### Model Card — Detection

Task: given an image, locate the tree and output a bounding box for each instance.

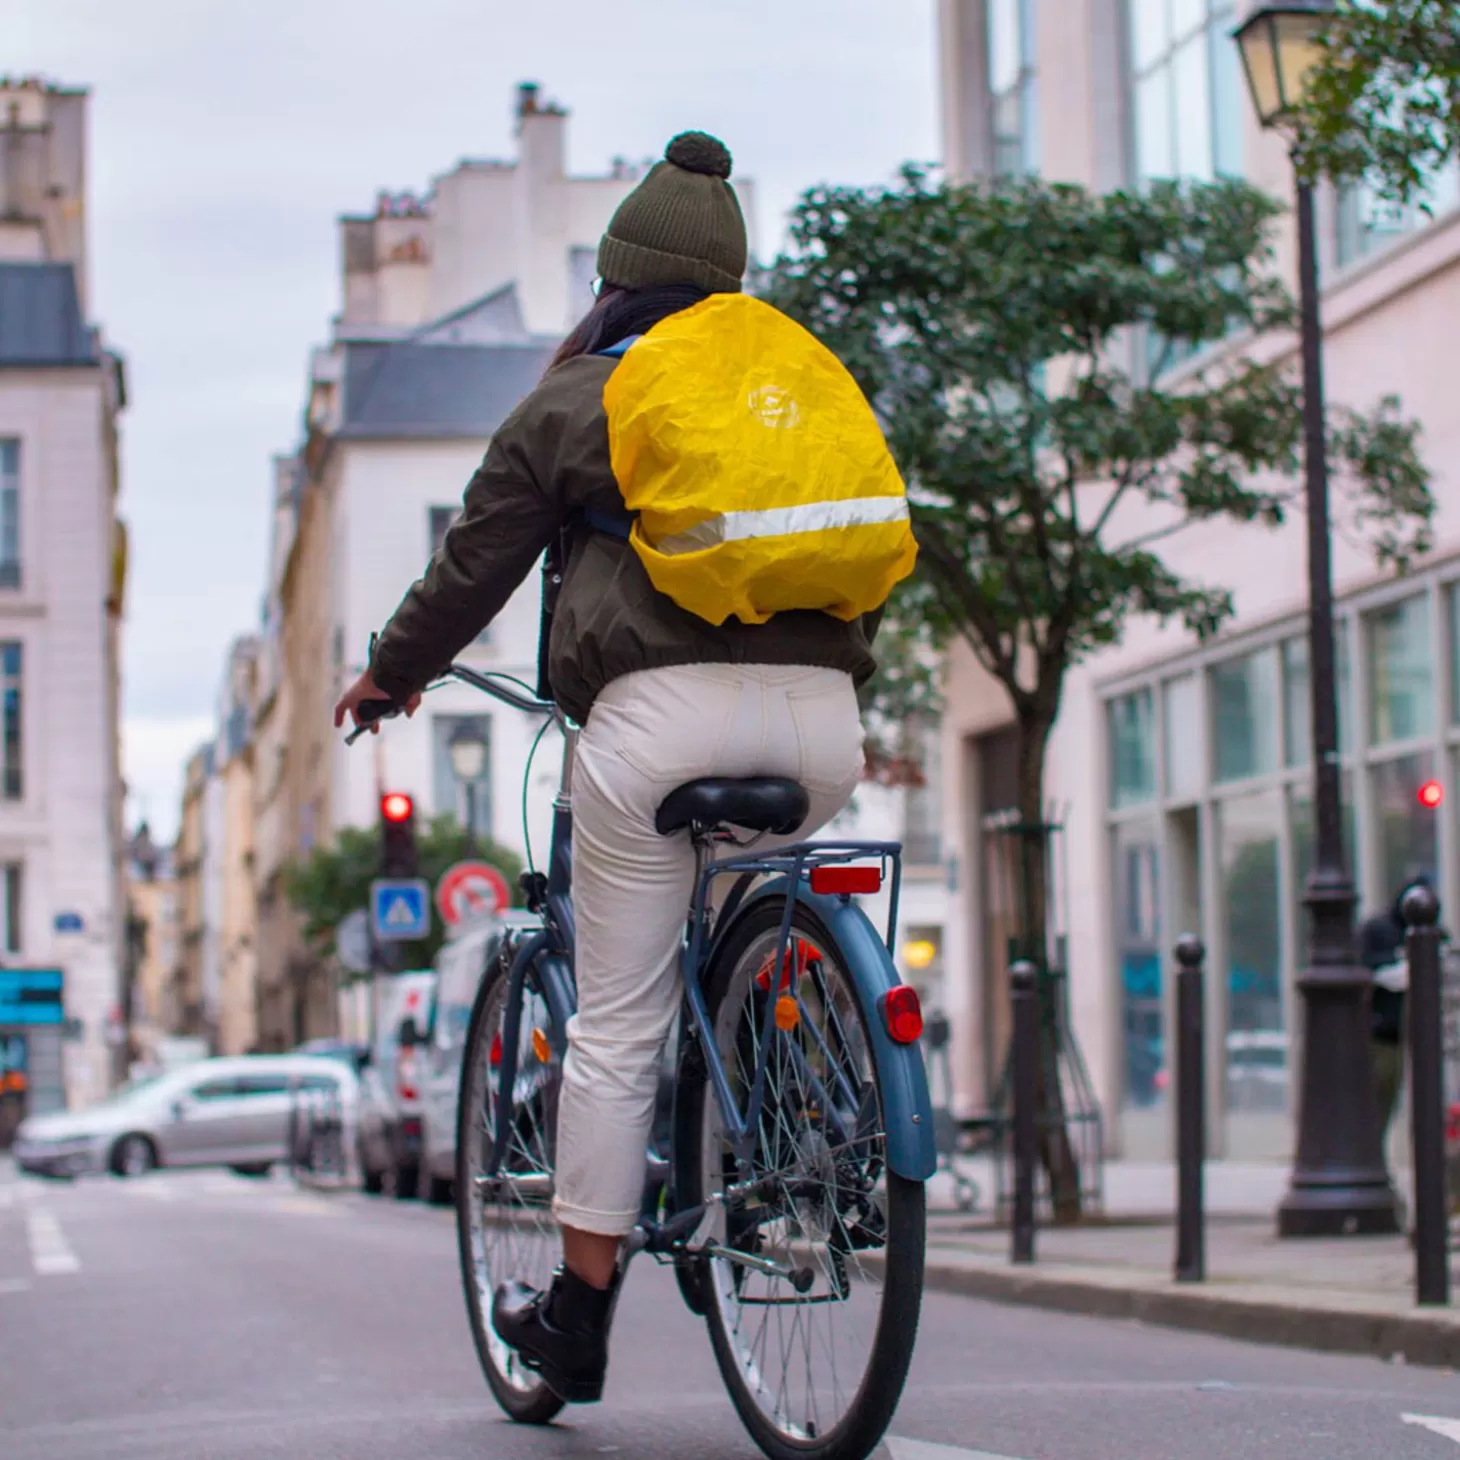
[282,816,523,973]
[1291,1,1460,207]
[764,170,1433,1219]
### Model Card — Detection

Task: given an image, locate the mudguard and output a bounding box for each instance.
[723,879,938,1183]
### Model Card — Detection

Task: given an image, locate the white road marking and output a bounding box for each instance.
[26,1209,79,1275]
[887,1438,1024,1460]
[1404,1415,1460,1446]
[119,1180,177,1201]
[0,1276,32,1295]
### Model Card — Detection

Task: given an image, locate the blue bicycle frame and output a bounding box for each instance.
[449,665,936,1224]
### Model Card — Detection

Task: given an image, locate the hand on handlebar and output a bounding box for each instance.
[334,670,422,735]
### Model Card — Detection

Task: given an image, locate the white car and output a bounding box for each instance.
[355,970,437,1198]
[418,913,535,1205]
[13,1054,358,1179]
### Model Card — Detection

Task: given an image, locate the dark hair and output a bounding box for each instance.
[547,282,713,373]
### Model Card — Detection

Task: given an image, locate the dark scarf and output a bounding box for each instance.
[581,283,711,358]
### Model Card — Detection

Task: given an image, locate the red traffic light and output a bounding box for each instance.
[381,792,414,823]
[1418,780,1444,810]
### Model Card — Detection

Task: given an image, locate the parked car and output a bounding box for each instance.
[418,916,521,1205]
[12,1054,358,1180]
[356,970,437,1198]
[294,1037,371,1075]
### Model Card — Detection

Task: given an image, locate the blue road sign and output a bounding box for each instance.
[370,879,430,942]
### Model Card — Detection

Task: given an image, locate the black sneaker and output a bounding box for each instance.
[492,1267,618,1404]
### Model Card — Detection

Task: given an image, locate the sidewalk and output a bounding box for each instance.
[918,1162,1460,1371]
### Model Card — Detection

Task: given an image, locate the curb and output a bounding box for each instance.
[915,1256,1460,1371]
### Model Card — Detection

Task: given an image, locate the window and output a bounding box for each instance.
[1211,647,1278,783]
[1282,629,1352,767]
[0,440,18,590]
[0,643,21,800]
[1449,583,1460,724]
[432,715,492,837]
[1109,689,1155,807]
[1128,0,1242,187]
[1373,752,1440,902]
[902,720,943,866]
[1334,155,1460,270]
[236,1072,291,1097]
[428,508,490,646]
[1113,822,1164,1114]
[988,0,1038,176]
[1367,595,1432,745]
[1,863,19,954]
[191,1078,239,1101]
[1217,791,1287,1119]
[429,506,456,556]
[1162,675,1202,799]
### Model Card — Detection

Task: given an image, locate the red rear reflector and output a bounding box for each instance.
[488,1032,502,1068]
[810,865,882,896]
[879,985,923,1044]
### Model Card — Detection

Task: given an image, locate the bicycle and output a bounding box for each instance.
[350,662,936,1460]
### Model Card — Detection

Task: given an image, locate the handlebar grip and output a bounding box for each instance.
[355,698,397,726]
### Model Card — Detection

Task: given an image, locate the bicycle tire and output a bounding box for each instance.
[677,895,925,1460]
[455,943,566,1426]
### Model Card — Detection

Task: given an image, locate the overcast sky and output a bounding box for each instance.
[11,0,940,840]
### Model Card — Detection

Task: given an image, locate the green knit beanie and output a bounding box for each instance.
[597,132,747,294]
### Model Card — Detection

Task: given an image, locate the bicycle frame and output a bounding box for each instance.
[442,664,934,1221]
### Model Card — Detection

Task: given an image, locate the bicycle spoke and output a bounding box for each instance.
[702,920,898,1446]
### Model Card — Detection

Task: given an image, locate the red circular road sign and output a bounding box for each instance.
[435,861,512,927]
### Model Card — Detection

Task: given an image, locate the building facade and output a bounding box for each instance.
[0,77,129,1114]
[215,638,259,1055]
[123,824,177,1070]
[936,0,1460,1165]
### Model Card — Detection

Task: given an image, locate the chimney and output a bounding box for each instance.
[516,82,541,121]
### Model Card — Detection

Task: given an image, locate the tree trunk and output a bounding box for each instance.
[1015,711,1084,1225]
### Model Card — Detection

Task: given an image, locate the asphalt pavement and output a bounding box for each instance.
[3,1164,1460,1460]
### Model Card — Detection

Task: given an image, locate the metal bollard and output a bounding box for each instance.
[1010,960,1038,1265]
[1174,935,1206,1284]
[1402,885,1450,1306]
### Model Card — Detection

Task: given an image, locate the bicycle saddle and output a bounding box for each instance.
[655,777,809,837]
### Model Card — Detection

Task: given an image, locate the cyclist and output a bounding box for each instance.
[335,131,887,1404]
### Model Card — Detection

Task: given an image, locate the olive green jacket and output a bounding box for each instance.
[369,353,881,726]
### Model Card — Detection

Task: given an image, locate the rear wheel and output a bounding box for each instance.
[455,945,566,1425]
[678,897,925,1460]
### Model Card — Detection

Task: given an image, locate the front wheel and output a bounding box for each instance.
[678,896,925,1460]
[455,943,566,1425]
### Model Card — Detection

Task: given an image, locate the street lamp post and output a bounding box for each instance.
[448,721,487,858]
[1234,1,1398,1236]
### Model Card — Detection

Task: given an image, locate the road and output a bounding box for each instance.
[2,1164,1459,1460]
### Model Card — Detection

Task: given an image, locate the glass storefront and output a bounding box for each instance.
[1104,567,1460,1158]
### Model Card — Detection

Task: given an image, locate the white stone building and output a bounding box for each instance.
[0,78,128,1115]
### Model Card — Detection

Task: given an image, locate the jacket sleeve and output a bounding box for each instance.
[369,402,561,701]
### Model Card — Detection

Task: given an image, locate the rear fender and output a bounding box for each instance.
[719,879,937,1183]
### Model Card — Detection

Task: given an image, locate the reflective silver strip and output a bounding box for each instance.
[653,496,910,556]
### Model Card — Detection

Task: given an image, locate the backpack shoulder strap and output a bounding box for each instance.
[596,333,642,360]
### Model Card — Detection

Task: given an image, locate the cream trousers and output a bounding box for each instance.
[551,663,865,1236]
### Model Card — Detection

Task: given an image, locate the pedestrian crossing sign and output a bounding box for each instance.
[370,879,430,942]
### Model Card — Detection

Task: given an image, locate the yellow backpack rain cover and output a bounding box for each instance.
[602,293,917,627]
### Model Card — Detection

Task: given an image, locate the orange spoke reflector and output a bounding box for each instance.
[755,939,816,992]
[809,865,882,896]
[489,1032,503,1068]
[531,1027,551,1064]
[775,995,800,1032]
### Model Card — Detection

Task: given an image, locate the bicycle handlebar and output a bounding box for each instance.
[343,664,555,746]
